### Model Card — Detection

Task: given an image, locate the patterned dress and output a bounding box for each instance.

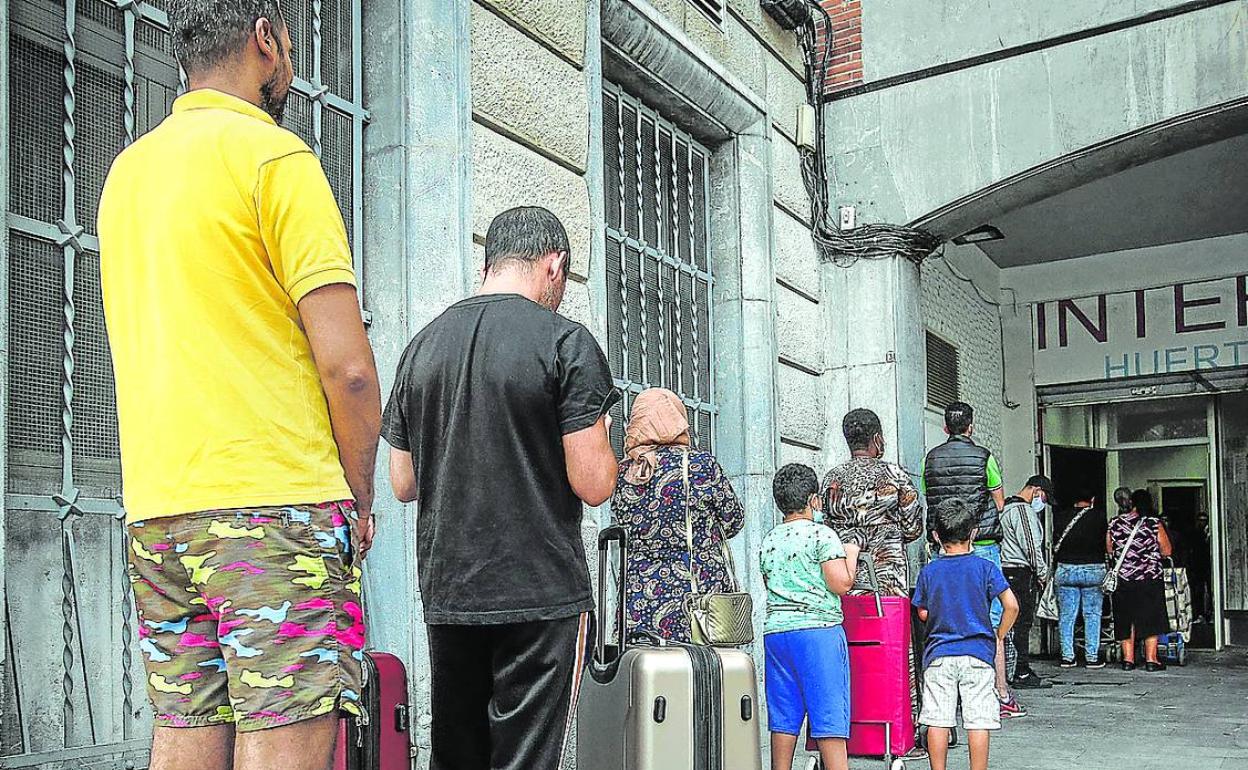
[822,457,924,596]
[1109,513,1164,582]
[612,447,746,642]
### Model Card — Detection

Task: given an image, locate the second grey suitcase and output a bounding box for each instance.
[577,526,763,770]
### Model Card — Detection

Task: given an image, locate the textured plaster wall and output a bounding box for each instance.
[828,2,1248,225]
[920,244,1006,463]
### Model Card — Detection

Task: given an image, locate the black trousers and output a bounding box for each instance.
[428,613,591,770]
[1003,566,1037,674]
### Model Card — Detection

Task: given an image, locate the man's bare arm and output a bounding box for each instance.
[390,447,417,503]
[563,415,617,507]
[299,283,381,556]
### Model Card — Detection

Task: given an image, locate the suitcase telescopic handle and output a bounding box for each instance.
[597,525,628,663]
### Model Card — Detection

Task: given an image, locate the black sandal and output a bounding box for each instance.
[1121,660,1137,671]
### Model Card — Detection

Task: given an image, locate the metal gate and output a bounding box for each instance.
[2,2,364,767]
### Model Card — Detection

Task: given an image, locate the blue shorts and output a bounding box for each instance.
[764,626,850,739]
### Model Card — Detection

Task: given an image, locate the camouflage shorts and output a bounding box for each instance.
[127,502,365,732]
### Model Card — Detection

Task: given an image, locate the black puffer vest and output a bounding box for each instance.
[923,434,1002,542]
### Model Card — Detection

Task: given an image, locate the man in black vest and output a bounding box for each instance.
[921,402,1025,718]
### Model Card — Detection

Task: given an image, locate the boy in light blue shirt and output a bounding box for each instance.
[760,464,860,770]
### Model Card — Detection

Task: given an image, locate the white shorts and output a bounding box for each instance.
[919,655,1001,731]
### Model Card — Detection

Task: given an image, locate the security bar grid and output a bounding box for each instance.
[3,1,364,764]
[603,82,717,454]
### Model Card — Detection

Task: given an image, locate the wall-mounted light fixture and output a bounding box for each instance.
[951,225,1004,245]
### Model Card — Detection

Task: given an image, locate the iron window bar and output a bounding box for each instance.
[603,81,717,450]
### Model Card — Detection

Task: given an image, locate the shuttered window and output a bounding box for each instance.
[602,82,716,453]
[926,331,961,409]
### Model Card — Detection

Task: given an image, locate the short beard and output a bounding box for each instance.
[538,282,560,311]
[259,69,288,123]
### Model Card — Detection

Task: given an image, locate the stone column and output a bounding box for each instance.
[361,0,474,761]
[823,254,928,569]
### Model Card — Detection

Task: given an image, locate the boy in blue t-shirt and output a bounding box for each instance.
[759,464,860,770]
[913,498,1020,770]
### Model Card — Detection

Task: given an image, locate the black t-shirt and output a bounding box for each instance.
[1053,505,1110,565]
[382,294,619,625]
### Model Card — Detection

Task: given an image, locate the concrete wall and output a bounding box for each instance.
[827,1,1248,225]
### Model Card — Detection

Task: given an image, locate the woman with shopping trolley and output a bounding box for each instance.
[1106,489,1173,671]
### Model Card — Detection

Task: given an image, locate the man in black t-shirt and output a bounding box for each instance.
[383,207,620,770]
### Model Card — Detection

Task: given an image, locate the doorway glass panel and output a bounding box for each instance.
[1111,398,1208,444]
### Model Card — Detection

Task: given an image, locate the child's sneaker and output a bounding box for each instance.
[999,695,1028,719]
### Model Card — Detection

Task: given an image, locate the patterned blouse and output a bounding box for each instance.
[1109,512,1164,582]
[611,447,746,642]
[822,457,924,596]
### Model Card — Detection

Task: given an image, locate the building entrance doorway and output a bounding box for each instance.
[1040,393,1226,648]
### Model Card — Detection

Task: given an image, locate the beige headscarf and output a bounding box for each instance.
[622,388,690,485]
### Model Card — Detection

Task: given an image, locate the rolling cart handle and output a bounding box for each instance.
[857,551,885,618]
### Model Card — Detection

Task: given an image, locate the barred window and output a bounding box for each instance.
[5,0,365,506]
[602,83,716,453]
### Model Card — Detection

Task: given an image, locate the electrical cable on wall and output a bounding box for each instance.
[796,1,940,267]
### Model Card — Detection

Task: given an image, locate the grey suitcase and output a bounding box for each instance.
[577,525,763,770]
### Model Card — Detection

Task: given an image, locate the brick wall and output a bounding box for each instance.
[920,256,1005,462]
[817,0,863,95]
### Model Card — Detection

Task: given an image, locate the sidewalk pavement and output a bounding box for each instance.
[850,649,1248,770]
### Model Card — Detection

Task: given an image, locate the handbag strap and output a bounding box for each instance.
[682,448,740,595]
[1111,517,1146,580]
[683,449,700,595]
[1049,506,1092,570]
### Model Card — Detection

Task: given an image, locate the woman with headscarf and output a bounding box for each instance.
[611,388,746,642]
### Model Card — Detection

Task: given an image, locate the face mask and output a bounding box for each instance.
[1031,496,1046,513]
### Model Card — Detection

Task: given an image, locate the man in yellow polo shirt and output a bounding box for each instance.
[98,3,380,769]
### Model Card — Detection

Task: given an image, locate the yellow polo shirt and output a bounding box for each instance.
[99,89,354,522]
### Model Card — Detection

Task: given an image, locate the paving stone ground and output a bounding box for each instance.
[845,649,1248,770]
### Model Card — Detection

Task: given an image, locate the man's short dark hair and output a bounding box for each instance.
[168,1,284,74]
[931,498,977,543]
[484,207,571,275]
[944,401,974,435]
[773,463,818,515]
[842,408,882,451]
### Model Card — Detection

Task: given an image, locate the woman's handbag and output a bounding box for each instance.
[680,450,754,646]
[1035,505,1092,622]
[1102,518,1144,594]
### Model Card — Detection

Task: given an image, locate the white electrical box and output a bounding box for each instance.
[796,104,817,151]
[839,206,857,230]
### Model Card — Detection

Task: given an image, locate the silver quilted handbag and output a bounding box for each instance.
[679,450,754,647]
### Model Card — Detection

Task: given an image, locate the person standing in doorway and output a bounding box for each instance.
[1053,488,1109,668]
[999,475,1054,689]
[383,207,620,770]
[99,3,381,769]
[1108,490,1173,672]
[921,402,1022,718]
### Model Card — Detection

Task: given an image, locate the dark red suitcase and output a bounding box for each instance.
[334,651,415,770]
